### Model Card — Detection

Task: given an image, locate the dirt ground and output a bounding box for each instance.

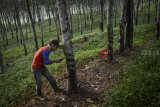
[17,53,133,107]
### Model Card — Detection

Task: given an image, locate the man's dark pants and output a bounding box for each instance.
[32,66,58,96]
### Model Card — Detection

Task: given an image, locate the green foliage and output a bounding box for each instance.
[104,37,160,107]
[0,3,157,106]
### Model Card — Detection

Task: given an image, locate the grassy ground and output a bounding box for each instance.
[105,36,160,107]
[0,3,157,106]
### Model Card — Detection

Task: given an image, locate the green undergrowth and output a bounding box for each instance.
[0,4,157,106]
[104,29,160,106]
[0,22,156,106]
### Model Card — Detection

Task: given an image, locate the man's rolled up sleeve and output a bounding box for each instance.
[42,50,53,64]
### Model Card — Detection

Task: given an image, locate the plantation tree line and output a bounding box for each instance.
[0,0,159,92]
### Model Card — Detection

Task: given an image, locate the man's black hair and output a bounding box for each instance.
[49,39,59,47]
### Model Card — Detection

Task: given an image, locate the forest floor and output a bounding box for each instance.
[17,52,134,107]
[17,33,155,107]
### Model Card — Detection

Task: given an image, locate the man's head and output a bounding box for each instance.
[48,39,60,51]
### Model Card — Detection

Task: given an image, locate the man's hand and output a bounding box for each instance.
[53,58,64,63]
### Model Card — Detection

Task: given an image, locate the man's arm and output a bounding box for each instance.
[42,50,53,65]
[42,50,64,65]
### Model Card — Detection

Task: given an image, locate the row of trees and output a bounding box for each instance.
[0,0,160,92]
[0,0,157,51]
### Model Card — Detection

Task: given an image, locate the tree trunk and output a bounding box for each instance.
[143,0,147,24]
[82,5,87,28]
[57,0,77,93]
[157,0,160,40]
[1,14,9,46]
[135,0,141,25]
[77,1,83,35]
[13,0,28,55]
[0,20,6,50]
[125,0,134,50]
[13,14,19,43]
[22,13,28,40]
[88,0,93,32]
[25,0,39,51]
[100,0,104,32]
[108,0,114,61]
[66,0,73,35]
[36,0,44,46]
[56,10,62,37]
[114,5,117,27]
[51,7,60,41]
[0,48,4,73]
[76,2,80,31]
[69,6,73,35]
[97,0,100,16]
[155,0,158,21]
[119,0,127,54]
[46,4,52,32]
[148,0,151,23]
[6,12,14,40]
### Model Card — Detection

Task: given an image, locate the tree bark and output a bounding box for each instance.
[0,48,3,73]
[100,0,104,32]
[25,0,39,51]
[77,0,83,35]
[108,0,114,61]
[66,0,73,35]
[82,5,87,28]
[88,0,93,32]
[51,7,60,41]
[46,4,52,32]
[135,0,141,25]
[57,0,77,92]
[157,0,160,40]
[13,0,27,55]
[13,14,19,43]
[1,13,9,46]
[155,0,158,21]
[114,5,117,27]
[36,0,44,46]
[147,0,151,23]
[119,0,127,54]
[143,0,147,24]
[125,0,134,50]
[0,20,6,50]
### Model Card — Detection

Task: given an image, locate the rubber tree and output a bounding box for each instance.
[35,0,44,46]
[77,0,83,35]
[114,3,118,27]
[155,0,158,21]
[51,6,60,41]
[157,0,160,40]
[1,13,9,46]
[66,0,73,35]
[88,0,94,32]
[13,12,19,43]
[119,0,127,54]
[13,0,27,55]
[57,0,77,92]
[25,0,39,51]
[0,48,3,73]
[125,0,134,50]
[135,0,141,25]
[81,2,87,28]
[147,0,151,23]
[107,0,114,61]
[0,20,6,50]
[46,0,52,32]
[143,0,147,24]
[99,0,104,32]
